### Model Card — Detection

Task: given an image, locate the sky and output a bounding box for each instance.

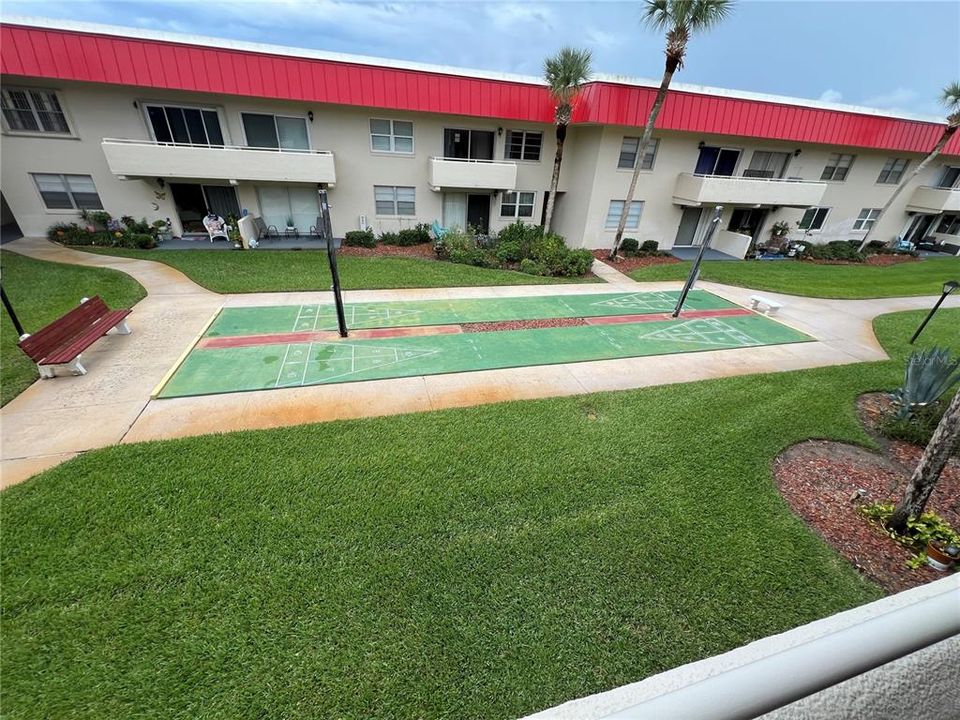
[3,0,959,118]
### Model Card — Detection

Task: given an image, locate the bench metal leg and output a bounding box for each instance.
[67,357,87,376]
[114,320,132,335]
[38,363,56,379]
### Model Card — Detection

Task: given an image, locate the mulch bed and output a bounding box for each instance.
[802,254,918,266]
[773,392,959,594]
[337,243,436,259]
[591,250,682,273]
[461,317,588,333]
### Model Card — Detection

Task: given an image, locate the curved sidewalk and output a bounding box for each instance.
[2,238,956,488]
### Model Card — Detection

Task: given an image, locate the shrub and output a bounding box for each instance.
[879,403,952,448]
[519,258,548,276]
[529,232,569,273]
[126,233,157,249]
[394,228,429,246]
[620,238,639,254]
[120,216,152,234]
[80,210,112,230]
[890,347,960,419]
[804,242,865,263]
[497,220,542,258]
[559,249,594,277]
[378,231,400,245]
[640,240,659,253]
[344,229,376,248]
[494,239,523,264]
[437,228,479,265]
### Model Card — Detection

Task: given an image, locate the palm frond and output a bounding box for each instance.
[543,47,593,105]
[941,81,960,112]
[642,0,673,31]
[643,0,734,32]
[687,0,735,30]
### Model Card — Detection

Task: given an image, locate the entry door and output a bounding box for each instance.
[674,207,703,245]
[467,195,490,233]
[907,214,936,243]
[694,146,740,176]
[169,183,207,233]
[203,185,240,220]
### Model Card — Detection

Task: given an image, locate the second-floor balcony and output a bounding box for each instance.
[101,139,337,185]
[905,185,960,214]
[427,157,517,191]
[673,173,827,208]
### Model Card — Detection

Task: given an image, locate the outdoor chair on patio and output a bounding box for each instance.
[253,217,280,242]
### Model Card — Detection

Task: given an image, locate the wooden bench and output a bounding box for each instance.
[18,296,132,378]
[749,294,783,316]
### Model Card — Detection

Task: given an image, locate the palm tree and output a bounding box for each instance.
[542,47,593,234]
[888,389,960,534]
[610,0,734,258]
[857,82,960,252]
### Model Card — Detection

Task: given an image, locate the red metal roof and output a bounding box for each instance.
[3,23,958,156]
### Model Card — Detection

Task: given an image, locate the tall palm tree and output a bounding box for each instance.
[610,0,733,258]
[857,82,960,252]
[542,47,592,234]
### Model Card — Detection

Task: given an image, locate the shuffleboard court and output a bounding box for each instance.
[158,310,812,399]
[206,290,737,337]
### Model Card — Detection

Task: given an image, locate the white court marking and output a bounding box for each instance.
[291,304,424,332]
[637,318,760,347]
[590,291,679,311]
[275,341,441,386]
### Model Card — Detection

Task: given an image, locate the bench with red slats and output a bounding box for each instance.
[18,296,132,377]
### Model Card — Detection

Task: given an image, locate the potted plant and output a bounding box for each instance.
[925,540,959,571]
[771,220,791,237]
[285,216,296,232]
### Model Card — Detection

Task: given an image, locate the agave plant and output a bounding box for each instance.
[890,347,960,419]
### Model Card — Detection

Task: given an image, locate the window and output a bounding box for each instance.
[852,208,881,231]
[877,158,909,184]
[798,207,830,231]
[505,130,542,161]
[147,104,224,146]
[618,137,659,170]
[1,87,70,133]
[500,191,535,218]
[820,153,855,181]
[604,200,643,229]
[241,113,309,151]
[694,146,740,176]
[937,214,960,236]
[374,186,415,215]
[744,151,791,179]
[937,166,960,189]
[32,173,102,210]
[370,119,414,153]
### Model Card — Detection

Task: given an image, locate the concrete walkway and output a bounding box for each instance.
[2,237,957,487]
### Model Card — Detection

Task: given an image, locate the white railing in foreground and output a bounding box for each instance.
[101,138,333,155]
[524,576,959,720]
[686,172,825,185]
[429,156,516,165]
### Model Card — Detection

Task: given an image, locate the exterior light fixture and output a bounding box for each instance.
[794,148,802,156]
[308,111,314,122]
[697,140,706,149]
[497,127,503,136]
[156,178,165,188]
[910,280,958,344]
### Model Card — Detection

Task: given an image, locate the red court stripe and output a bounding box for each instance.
[198,325,463,349]
[585,307,753,326]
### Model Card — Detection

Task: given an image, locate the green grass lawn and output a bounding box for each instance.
[0,251,146,406]
[630,257,959,298]
[2,309,957,719]
[80,248,600,293]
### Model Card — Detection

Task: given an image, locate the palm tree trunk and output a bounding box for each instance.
[609,59,677,259]
[888,389,960,534]
[857,125,958,252]
[543,123,566,233]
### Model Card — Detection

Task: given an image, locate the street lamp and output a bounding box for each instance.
[909,280,958,344]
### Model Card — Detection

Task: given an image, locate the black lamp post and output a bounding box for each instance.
[909,280,958,344]
[1,285,25,337]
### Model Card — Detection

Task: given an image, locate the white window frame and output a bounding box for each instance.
[821,153,856,182]
[852,208,881,232]
[239,112,311,152]
[744,150,791,179]
[618,137,659,171]
[504,130,543,162]
[877,157,909,184]
[798,207,830,231]
[143,101,227,145]
[937,165,960,189]
[500,191,536,219]
[936,214,960,236]
[31,173,103,211]
[1,86,74,136]
[604,200,643,230]
[370,118,415,154]
[374,185,416,216]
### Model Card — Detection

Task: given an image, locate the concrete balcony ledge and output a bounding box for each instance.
[906,185,960,214]
[101,139,336,185]
[674,173,827,208]
[427,156,517,191]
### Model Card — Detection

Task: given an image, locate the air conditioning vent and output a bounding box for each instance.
[358,214,368,230]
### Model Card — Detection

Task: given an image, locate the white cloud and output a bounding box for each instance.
[860,87,918,110]
[585,28,624,49]
[817,89,842,103]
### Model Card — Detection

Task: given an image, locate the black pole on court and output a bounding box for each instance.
[909,280,958,344]
[1,285,25,337]
[319,187,348,338]
[672,205,723,318]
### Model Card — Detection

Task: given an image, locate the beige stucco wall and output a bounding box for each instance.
[2,76,958,249]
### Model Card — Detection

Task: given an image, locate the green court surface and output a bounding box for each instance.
[207,290,737,336]
[158,290,811,398]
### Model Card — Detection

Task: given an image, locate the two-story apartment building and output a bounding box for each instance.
[2,18,959,256]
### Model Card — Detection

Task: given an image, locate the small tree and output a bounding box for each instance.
[857,82,960,252]
[888,389,960,534]
[610,0,734,258]
[542,47,593,234]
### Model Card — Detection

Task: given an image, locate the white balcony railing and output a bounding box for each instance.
[905,185,960,214]
[673,172,827,208]
[101,138,336,185]
[427,156,517,190]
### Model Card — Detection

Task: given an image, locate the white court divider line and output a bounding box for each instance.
[150,306,221,399]
[273,343,294,388]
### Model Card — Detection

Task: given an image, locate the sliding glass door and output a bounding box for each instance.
[257,186,319,231]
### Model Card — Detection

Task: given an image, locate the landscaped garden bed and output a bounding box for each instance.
[591,248,681,273]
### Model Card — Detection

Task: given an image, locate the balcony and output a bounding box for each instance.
[427,157,517,191]
[905,185,960,214]
[673,173,827,208]
[101,139,337,185]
